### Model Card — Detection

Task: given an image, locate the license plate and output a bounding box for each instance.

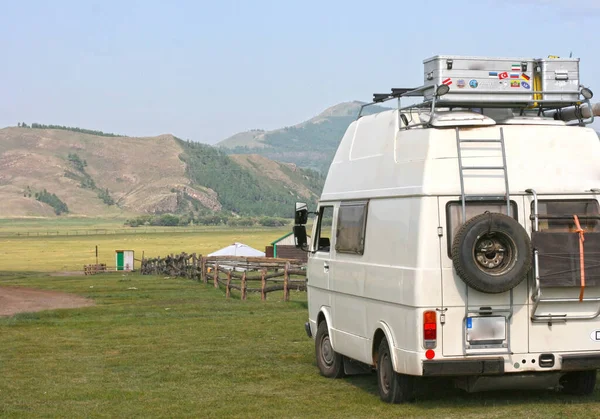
[466,316,506,343]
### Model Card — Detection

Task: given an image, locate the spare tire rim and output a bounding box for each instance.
[472,233,517,276]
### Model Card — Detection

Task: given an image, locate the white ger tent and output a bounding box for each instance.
[207,242,265,271]
[207,242,265,258]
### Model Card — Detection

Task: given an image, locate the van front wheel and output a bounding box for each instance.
[377,337,414,403]
[315,321,345,378]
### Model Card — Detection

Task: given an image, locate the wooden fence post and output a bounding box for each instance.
[226,271,231,298]
[201,257,207,284]
[261,269,267,301]
[192,253,197,280]
[213,263,219,288]
[283,262,290,302]
[241,271,247,301]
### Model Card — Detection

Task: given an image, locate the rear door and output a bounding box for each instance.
[527,196,600,353]
[438,198,529,356]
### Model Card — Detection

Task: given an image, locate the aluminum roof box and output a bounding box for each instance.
[423,55,536,104]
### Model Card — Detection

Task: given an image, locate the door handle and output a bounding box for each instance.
[324,263,330,271]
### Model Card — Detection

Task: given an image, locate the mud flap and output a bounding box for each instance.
[343,357,373,376]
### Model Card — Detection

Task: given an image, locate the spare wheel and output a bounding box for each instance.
[451,212,532,294]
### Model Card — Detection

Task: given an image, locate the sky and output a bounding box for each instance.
[1,0,599,144]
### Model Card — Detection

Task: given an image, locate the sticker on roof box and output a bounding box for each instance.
[522,81,531,89]
[488,71,498,78]
[521,73,531,81]
[457,79,466,88]
[511,80,521,88]
[469,79,478,88]
[499,72,509,80]
[511,64,521,72]
[442,78,452,86]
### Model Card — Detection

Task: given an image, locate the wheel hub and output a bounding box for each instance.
[475,237,505,269]
[321,336,334,366]
[380,353,391,392]
[472,232,517,276]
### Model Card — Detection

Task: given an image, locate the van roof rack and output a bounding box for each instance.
[360,84,595,126]
[358,55,595,127]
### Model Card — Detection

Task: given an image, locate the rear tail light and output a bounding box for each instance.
[423,310,437,349]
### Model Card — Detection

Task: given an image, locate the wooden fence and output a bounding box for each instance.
[141,252,203,280]
[83,263,107,275]
[140,253,306,301]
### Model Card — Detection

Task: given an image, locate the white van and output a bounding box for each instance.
[293,55,600,403]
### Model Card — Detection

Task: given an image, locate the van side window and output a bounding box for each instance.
[446,201,518,257]
[533,200,600,232]
[336,201,368,255]
[315,206,334,252]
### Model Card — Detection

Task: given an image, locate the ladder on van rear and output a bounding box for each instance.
[455,127,514,355]
[455,127,511,223]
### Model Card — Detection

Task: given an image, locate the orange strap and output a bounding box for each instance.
[573,215,585,302]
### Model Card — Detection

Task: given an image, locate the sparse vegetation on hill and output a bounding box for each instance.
[17,122,123,137]
[178,139,321,217]
[34,189,69,215]
[64,153,115,206]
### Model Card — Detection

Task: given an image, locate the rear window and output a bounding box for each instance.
[533,199,600,232]
[446,201,518,257]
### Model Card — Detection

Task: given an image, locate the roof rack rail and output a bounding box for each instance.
[357,55,595,127]
[358,84,595,127]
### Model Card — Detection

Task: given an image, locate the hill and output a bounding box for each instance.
[0,127,323,218]
[217,101,389,173]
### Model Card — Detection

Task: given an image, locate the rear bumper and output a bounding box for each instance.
[561,353,600,371]
[423,358,504,376]
[423,353,600,377]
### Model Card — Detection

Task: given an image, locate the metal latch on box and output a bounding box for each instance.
[555,70,569,81]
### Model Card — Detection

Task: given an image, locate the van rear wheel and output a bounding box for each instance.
[315,321,345,378]
[377,337,414,403]
[560,370,597,395]
[452,212,532,294]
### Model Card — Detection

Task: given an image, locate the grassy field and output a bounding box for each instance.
[1,218,600,417]
[0,217,290,271]
[1,273,599,418]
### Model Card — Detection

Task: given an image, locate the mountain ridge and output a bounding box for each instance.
[217,101,389,173]
[0,127,322,218]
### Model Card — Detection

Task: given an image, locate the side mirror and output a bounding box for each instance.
[293,225,307,249]
[295,202,308,225]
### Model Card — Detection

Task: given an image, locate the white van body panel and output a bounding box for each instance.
[307,108,600,378]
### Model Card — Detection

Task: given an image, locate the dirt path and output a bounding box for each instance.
[0,287,94,316]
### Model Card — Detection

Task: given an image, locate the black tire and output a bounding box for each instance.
[452,212,532,294]
[560,370,597,395]
[315,321,345,378]
[377,337,414,403]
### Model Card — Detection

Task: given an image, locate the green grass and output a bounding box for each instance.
[1,273,600,418]
[0,228,289,271]
[1,219,600,417]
